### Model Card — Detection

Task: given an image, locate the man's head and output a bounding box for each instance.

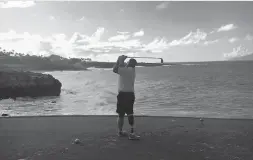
[126,58,137,68]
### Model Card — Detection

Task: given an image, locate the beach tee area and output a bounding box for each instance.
[1,115,253,160]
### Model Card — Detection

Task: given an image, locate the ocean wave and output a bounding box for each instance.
[180,63,208,66]
[87,67,100,70]
[102,68,112,71]
[87,67,112,71]
[83,80,97,85]
[61,89,77,95]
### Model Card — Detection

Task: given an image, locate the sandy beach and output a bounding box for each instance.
[1,115,253,160]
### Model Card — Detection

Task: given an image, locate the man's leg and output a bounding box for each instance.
[127,113,140,140]
[127,114,134,133]
[126,93,140,140]
[117,114,128,136]
[116,92,127,136]
[126,92,135,133]
[117,113,124,133]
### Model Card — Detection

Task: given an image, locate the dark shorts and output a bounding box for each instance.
[116,92,135,116]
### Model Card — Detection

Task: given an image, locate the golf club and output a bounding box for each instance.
[127,56,164,63]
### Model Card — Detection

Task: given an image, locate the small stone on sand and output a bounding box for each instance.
[74,138,81,144]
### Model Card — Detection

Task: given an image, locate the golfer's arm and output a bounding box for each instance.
[113,60,125,74]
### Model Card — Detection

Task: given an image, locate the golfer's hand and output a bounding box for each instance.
[118,55,127,64]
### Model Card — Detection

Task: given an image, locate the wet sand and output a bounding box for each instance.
[1,115,253,160]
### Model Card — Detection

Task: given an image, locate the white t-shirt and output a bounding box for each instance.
[118,67,136,93]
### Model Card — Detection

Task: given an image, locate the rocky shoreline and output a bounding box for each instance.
[0,70,62,100]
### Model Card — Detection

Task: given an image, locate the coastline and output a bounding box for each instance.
[2,114,253,120]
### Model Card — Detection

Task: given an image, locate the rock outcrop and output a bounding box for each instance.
[0,70,62,100]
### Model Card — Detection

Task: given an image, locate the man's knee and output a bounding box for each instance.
[118,113,125,118]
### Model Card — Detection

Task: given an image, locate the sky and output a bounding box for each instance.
[0,1,253,62]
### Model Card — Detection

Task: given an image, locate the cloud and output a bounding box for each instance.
[117,31,129,35]
[169,29,207,46]
[223,45,251,59]
[85,27,105,44]
[245,34,253,41]
[141,37,169,53]
[228,37,239,43]
[1,26,231,61]
[0,29,48,56]
[133,29,144,37]
[108,34,130,42]
[89,39,141,51]
[0,29,139,58]
[39,41,53,53]
[78,16,86,21]
[0,30,25,41]
[49,16,55,20]
[0,29,96,57]
[156,2,170,10]
[217,24,237,32]
[203,39,219,46]
[0,1,35,8]
[0,28,171,60]
[73,38,145,58]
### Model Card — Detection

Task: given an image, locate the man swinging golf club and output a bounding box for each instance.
[113,55,140,140]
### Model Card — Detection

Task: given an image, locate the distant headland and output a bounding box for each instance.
[0,48,167,71]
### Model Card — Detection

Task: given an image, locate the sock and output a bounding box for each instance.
[130,127,134,133]
[128,114,134,133]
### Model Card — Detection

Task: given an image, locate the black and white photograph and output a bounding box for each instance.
[1,1,253,159]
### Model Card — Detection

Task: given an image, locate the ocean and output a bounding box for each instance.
[1,61,253,119]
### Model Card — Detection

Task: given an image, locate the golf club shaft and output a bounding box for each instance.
[127,56,161,59]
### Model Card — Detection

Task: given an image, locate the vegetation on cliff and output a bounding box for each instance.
[0,47,90,71]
